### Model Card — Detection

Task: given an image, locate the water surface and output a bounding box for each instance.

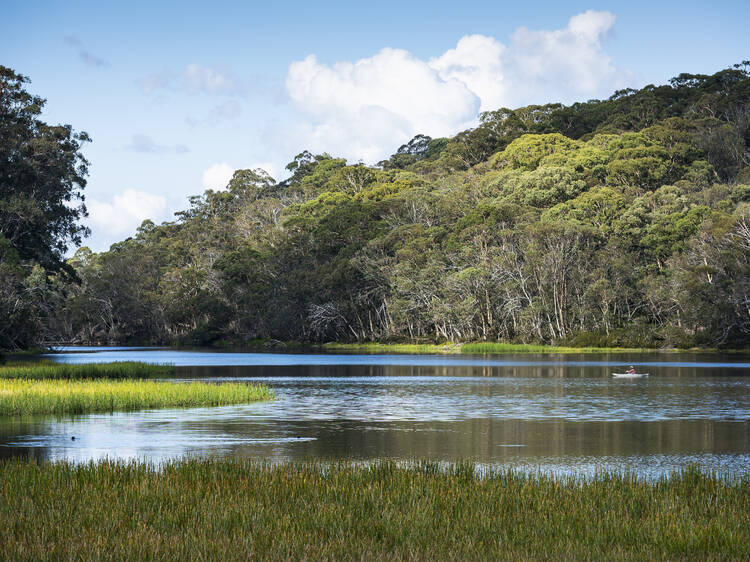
[2,348,748,478]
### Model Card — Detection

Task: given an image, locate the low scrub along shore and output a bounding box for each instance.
[0,459,747,560]
[0,361,273,416]
[319,341,680,354]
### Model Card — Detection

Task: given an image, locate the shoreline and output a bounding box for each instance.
[24,340,750,356]
[211,340,748,355]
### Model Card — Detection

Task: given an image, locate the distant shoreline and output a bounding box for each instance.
[19,340,750,356]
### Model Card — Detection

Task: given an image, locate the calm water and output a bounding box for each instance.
[1,348,749,478]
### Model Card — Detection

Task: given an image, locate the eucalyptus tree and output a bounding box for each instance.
[0,66,90,348]
[47,61,750,349]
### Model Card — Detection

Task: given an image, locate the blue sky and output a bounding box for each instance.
[2,0,748,251]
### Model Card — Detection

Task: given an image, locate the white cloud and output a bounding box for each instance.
[503,10,622,104]
[284,10,630,163]
[286,49,479,162]
[569,10,616,42]
[202,163,235,190]
[287,49,479,135]
[87,190,167,238]
[429,34,507,112]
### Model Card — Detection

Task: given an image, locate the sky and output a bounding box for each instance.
[2,0,748,251]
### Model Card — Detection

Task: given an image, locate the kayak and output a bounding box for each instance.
[612,373,649,378]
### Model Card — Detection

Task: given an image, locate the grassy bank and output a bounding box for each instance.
[320,341,664,354]
[321,341,463,354]
[0,379,273,416]
[0,459,747,560]
[460,342,659,354]
[0,361,175,380]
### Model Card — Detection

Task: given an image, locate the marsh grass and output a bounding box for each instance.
[460,342,657,354]
[0,361,175,380]
[0,459,747,560]
[0,379,273,416]
[322,341,659,354]
[322,342,463,354]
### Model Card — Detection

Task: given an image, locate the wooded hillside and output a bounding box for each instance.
[4,63,750,349]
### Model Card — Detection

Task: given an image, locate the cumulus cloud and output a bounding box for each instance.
[202,163,235,190]
[287,49,479,162]
[285,10,630,163]
[125,134,189,154]
[288,49,479,135]
[502,10,622,105]
[140,64,243,95]
[429,34,507,112]
[64,35,109,68]
[87,190,167,237]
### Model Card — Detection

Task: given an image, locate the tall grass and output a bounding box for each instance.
[460,342,656,354]
[0,361,175,380]
[0,379,273,416]
[321,341,660,354]
[321,342,462,354]
[0,459,746,560]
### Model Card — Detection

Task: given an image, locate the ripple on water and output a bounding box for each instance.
[1,348,747,478]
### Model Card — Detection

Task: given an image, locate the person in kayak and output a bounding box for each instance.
[626,366,636,375]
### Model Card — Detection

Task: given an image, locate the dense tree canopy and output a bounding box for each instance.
[0,67,90,349]
[0,66,89,270]
[2,62,749,350]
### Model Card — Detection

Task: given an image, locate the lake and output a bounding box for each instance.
[1,347,749,478]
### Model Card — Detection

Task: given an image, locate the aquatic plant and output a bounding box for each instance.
[321,342,463,354]
[0,379,273,416]
[459,342,656,354]
[0,459,746,559]
[0,361,175,380]
[321,341,658,354]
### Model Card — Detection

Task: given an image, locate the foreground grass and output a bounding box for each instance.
[0,379,273,416]
[0,459,747,560]
[0,361,175,380]
[321,341,662,354]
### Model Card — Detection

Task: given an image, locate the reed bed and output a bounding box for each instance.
[0,379,273,416]
[0,361,175,380]
[321,341,656,354]
[0,459,746,560]
[321,342,463,354]
[460,342,655,354]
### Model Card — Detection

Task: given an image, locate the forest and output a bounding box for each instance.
[2,62,749,350]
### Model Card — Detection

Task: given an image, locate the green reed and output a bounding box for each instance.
[0,361,175,380]
[321,341,657,354]
[460,342,656,354]
[0,459,746,560]
[321,342,463,354]
[0,379,273,416]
